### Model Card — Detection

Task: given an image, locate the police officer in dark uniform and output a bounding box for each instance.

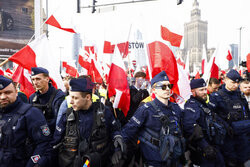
[209,69,250,167]
[0,76,51,167]
[29,67,65,134]
[121,71,185,167]
[183,78,225,167]
[52,77,123,167]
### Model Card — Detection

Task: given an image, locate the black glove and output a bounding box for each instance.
[203,145,217,160]
[113,135,125,152]
[111,150,122,165]
[189,124,204,141]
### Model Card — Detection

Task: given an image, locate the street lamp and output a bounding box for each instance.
[238,26,244,67]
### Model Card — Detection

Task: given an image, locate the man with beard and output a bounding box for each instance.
[209,69,250,167]
[0,75,51,167]
[183,78,225,167]
[240,79,250,109]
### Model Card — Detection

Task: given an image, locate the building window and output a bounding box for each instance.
[22,8,28,14]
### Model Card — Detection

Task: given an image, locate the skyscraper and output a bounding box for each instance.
[183,0,209,73]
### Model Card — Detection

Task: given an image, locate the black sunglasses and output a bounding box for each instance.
[154,84,173,90]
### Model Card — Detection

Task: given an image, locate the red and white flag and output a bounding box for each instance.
[161,25,183,47]
[9,34,65,91]
[12,65,35,98]
[203,43,233,82]
[147,41,179,95]
[201,44,207,74]
[45,1,76,33]
[62,61,79,77]
[107,46,130,116]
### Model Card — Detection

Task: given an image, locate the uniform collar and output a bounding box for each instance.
[0,97,21,113]
[154,97,172,109]
[222,84,236,95]
[37,83,54,97]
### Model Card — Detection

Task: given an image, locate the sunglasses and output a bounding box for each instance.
[154,84,173,90]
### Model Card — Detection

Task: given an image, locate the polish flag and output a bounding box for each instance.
[107,46,130,116]
[203,43,232,82]
[147,41,179,95]
[201,44,207,74]
[176,64,191,108]
[78,46,103,83]
[160,25,183,47]
[62,61,79,77]
[195,71,201,79]
[4,68,13,78]
[176,56,185,69]
[45,1,76,33]
[0,68,4,76]
[8,34,65,91]
[12,65,35,98]
[247,53,250,72]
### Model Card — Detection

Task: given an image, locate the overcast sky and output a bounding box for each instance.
[47,0,250,62]
[111,0,250,59]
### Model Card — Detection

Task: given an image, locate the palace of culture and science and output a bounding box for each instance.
[177,0,215,73]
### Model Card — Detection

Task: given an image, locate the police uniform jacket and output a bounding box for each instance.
[208,85,249,125]
[183,96,210,149]
[29,83,65,133]
[53,102,120,150]
[121,98,182,166]
[0,97,52,167]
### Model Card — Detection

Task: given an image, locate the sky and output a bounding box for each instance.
[47,0,250,63]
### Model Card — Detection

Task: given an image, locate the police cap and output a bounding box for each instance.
[69,78,94,93]
[226,69,242,82]
[31,67,49,76]
[0,75,12,90]
[151,71,169,86]
[190,78,206,89]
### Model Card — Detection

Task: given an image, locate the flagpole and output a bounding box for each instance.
[126,24,133,85]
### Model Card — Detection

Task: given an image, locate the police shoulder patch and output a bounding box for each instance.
[40,124,50,136]
[31,155,40,163]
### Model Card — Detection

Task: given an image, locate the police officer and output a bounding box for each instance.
[29,67,65,134]
[183,78,225,167]
[52,77,123,167]
[209,69,250,167]
[0,75,51,167]
[121,71,185,167]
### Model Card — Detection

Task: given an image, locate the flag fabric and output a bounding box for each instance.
[176,57,185,69]
[78,46,103,83]
[62,61,79,77]
[147,41,179,86]
[226,50,233,61]
[46,15,76,33]
[45,1,76,33]
[107,46,130,116]
[103,41,115,54]
[12,65,35,98]
[201,44,207,74]
[247,53,250,72]
[8,34,65,91]
[195,71,201,79]
[117,42,129,58]
[176,64,191,108]
[160,25,183,47]
[203,43,232,82]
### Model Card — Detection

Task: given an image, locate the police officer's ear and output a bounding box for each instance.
[191,89,196,97]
